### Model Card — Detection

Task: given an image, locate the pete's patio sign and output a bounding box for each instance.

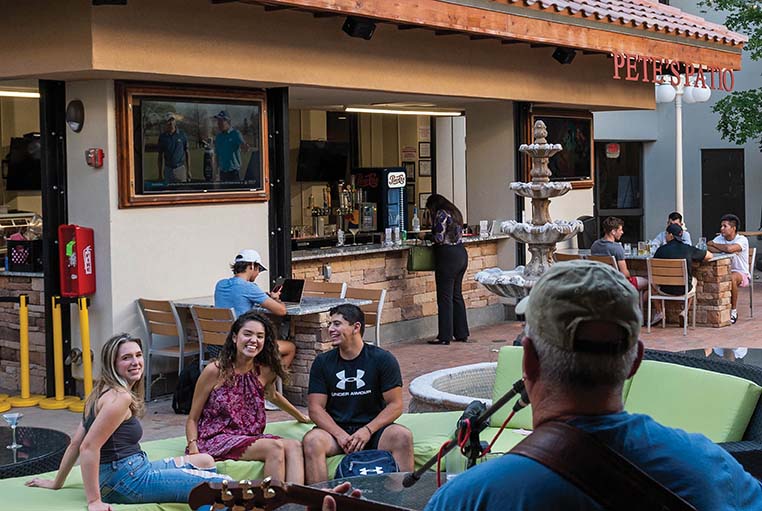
[612,53,735,91]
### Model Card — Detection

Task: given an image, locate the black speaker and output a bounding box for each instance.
[342,17,376,40]
[552,47,576,65]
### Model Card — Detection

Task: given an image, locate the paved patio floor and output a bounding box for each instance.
[4,282,761,442]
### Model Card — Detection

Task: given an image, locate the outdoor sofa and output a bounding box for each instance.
[2,346,761,510]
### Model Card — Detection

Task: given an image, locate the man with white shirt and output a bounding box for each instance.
[706,214,750,325]
[650,212,692,247]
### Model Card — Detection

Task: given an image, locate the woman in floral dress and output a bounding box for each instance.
[186,311,310,483]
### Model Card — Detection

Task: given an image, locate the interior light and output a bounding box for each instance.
[345,107,462,117]
[0,90,40,99]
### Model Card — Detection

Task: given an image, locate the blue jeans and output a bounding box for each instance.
[99,451,230,505]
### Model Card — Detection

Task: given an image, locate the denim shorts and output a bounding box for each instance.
[99,451,230,505]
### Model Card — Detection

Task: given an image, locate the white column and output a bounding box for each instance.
[674,92,683,214]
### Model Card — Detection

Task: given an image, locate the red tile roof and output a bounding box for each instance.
[500,0,747,46]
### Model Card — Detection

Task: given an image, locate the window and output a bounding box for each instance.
[595,142,643,243]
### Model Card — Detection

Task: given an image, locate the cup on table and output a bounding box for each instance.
[623,243,632,256]
[698,237,707,250]
[479,220,489,237]
[637,241,647,256]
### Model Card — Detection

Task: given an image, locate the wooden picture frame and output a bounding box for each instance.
[403,161,416,182]
[524,109,594,190]
[116,81,269,208]
[419,159,432,177]
[419,192,431,210]
[406,183,416,204]
[418,141,431,158]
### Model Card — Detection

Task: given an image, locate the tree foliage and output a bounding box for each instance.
[699,1,762,148]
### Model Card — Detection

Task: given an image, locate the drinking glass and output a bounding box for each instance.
[623,243,632,257]
[637,241,647,256]
[698,237,707,250]
[3,412,23,449]
[348,224,360,246]
[445,449,467,482]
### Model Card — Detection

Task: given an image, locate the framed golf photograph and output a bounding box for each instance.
[116,82,269,208]
[418,142,431,158]
[419,159,432,177]
[403,161,416,182]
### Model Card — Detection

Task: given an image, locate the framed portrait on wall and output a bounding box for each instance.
[403,161,415,182]
[116,82,269,208]
[525,109,593,189]
[418,142,431,158]
[419,159,432,177]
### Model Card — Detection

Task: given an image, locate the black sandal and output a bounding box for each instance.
[427,339,450,345]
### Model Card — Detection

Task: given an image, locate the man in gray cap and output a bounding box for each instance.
[425,260,761,510]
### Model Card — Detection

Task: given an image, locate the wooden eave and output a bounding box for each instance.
[243,0,743,70]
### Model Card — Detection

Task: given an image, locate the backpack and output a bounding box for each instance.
[172,363,201,414]
[334,450,399,479]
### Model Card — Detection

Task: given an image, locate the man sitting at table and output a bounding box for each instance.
[591,217,654,323]
[707,214,751,325]
[651,211,693,247]
[303,304,414,484]
[214,249,296,368]
[653,223,711,325]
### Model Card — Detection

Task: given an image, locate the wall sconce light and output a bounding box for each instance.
[552,47,576,65]
[65,100,85,133]
[342,16,376,40]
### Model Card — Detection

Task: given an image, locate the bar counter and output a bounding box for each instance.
[556,249,735,327]
[291,234,512,341]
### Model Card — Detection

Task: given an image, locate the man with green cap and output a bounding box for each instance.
[424,260,761,510]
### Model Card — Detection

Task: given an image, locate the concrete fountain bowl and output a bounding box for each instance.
[500,219,583,245]
[510,181,572,199]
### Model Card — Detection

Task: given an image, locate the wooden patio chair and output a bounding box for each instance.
[646,258,696,336]
[137,298,199,401]
[587,254,618,269]
[554,252,583,262]
[303,280,347,299]
[190,305,235,371]
[344,287,387,347]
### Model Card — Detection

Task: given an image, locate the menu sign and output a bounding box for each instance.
[612,52,735,91]
[387,172,406,188]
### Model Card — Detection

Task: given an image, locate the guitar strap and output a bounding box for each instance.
[509,421,696,511]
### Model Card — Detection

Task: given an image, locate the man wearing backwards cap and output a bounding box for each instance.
[653,223,711,298]
[425,261,761,510]
[214,249,296,369]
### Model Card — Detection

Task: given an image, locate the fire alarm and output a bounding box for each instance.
[85,148,104,168]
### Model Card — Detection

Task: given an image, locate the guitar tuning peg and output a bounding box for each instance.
[239,480,254,500]
[221,479,234,503]
[259,477,276,500]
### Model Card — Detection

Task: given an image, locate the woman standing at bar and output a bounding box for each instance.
[186,311,309,484]
[425,194,470,345]
[26,334,228,510]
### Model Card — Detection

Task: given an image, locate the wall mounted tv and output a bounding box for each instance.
[296,140,348,182]
[2,132,41,191]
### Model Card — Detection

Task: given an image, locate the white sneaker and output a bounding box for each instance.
[730,311,738,324]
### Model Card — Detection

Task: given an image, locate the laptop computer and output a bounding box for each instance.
[276,278,305,306]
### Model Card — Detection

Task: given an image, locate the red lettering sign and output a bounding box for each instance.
[612,52,735,91]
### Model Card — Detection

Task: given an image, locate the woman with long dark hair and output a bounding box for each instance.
[26,334,228,510]
[425,193,469,345]
[186,311,309,484]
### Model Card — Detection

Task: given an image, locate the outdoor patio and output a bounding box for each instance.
[3,281,760,442]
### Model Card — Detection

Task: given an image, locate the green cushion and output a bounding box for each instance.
[625,360,762,442]
[399,411,462,469]
[490,346,532,429]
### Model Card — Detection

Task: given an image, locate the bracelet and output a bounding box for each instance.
[364,426,373,436]
[186,438,197,447]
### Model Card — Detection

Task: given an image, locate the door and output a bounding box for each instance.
[701,149,745,239]
[594,142,643,245]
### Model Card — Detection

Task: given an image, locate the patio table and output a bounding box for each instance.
[0,427,70,479]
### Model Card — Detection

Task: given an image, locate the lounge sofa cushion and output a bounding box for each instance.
[624,360,762,442]
[490,346,532,429]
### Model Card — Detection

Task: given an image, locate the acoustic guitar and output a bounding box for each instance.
[188,477,414,511]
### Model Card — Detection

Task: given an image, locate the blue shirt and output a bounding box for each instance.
[214,129,245,171]
[214,277,269,317]
[157,130,188,169]
[425,412,762,511]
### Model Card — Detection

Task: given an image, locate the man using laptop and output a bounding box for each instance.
[214,249,296,368]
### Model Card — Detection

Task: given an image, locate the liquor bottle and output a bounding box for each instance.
[412,207,421,232]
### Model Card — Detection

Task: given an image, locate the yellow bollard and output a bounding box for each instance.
[69,297,93,413]
[39,297,80,410]
[9,295,42,407]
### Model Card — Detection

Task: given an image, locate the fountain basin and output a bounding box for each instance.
[474,267,533,300]
[510,181,572,199]
[518,143,562,158]
[501,220,583,245]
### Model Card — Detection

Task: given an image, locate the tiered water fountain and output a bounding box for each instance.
[475,120,583,299]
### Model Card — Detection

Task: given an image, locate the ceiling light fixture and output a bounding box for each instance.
[0,90,40,99]
[345,106,462,117]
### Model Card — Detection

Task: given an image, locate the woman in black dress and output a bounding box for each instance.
[425,194,469,345]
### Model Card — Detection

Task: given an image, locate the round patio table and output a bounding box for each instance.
[0,426,70,479]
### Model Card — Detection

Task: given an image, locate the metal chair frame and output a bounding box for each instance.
[344,287,387,347]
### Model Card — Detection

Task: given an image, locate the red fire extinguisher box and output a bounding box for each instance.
[58,225,96,297]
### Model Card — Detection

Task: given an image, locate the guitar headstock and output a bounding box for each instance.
[189,477,288,510]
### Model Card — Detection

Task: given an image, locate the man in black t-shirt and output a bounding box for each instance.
[653,223,712,297]
[304,304,414,484]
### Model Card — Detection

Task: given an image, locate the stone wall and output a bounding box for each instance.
[291,241,503,326]
[0,275,46,394]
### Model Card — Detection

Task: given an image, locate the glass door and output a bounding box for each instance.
[594,142,643,244]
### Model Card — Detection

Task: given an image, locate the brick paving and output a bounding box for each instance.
[6,282,761,441]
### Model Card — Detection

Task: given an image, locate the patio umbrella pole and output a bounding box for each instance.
[403,378,526,488]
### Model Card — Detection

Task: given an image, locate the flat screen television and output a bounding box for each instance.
[296,140,348,182]
[3,132,41,191]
